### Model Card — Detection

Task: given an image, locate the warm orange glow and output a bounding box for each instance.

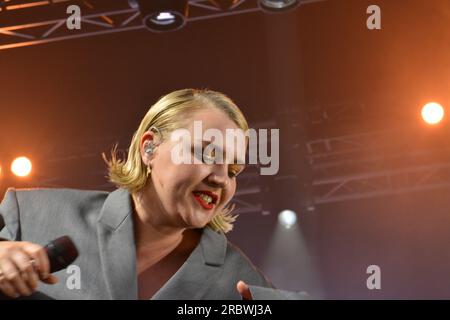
[6,1,49,10]
[421,102,444,125]
[11,157,32,177]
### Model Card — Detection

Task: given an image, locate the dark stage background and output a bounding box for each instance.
[1,0,449,299]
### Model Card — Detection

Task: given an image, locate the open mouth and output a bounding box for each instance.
[192,191,218,210]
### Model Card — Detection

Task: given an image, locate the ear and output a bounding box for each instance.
[140,130,157,166]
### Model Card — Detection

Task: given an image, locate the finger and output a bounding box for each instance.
[10,249,39,291]
[0,265,20,298]
[0,278,20,298]
[25,244,50,280]
[0,257,31,296]
[41,274,59,285]
[237,280,253,300]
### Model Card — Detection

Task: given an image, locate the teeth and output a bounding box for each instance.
[195,192,214,204]
[200,194,213,204]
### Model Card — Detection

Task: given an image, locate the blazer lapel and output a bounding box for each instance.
[96,188,138,300]
[151,226,227,300]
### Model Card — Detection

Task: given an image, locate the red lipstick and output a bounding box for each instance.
[192,191,219,210]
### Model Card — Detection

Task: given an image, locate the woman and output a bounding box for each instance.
[0,88,272,299]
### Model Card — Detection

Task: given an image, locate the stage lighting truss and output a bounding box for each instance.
[0,0,325,50]
[305,103,450,205]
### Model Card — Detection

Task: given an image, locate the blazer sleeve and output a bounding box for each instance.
[0,188,21,241]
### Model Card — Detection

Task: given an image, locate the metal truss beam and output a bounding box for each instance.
[313,162,450,204]
[306,117,450,204]
[0,0,326,50]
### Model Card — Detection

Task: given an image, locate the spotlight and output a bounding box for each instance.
[258,0,300,13]
[137,0,188,32]
[278,209,297,229]
[421,102,444,125]
[11,156,32,177]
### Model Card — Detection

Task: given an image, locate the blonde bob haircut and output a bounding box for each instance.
[103,88,249,234]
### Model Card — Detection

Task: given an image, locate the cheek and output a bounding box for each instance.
[155,163,205,194]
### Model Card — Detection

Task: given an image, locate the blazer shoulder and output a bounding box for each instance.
[12,187,110,220]
[14,187,109,203]
[1,187,111,241]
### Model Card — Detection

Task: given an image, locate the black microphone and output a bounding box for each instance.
[45,235,79,273]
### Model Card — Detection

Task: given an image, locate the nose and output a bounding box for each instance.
[205,164,229,189]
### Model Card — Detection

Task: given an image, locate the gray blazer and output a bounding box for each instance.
[0,187,278,300]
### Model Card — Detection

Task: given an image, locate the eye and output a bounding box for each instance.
[204,148,216,161]
[192,145,216,163]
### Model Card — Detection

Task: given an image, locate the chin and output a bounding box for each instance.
[185,212,211,229]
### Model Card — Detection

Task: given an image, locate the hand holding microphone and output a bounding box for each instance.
[0,236,78,298]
